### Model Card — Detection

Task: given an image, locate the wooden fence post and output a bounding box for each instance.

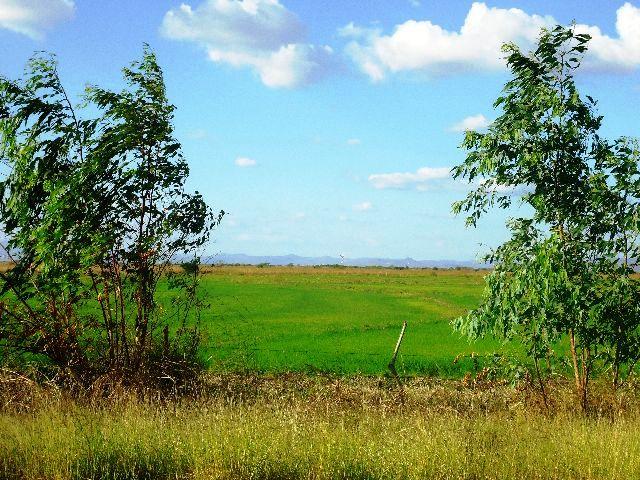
[388,321,407,380]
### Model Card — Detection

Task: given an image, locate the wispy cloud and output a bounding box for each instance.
[186,128,208,140]
[353,201,373,211]
[449,114,491,132]
[0,0,74,39]
[161,0,334,88]
[347,138,361,145]
[369,167,450,190]
[224,215,239,227]
[235,156,257,167]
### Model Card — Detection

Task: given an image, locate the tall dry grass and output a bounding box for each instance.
[2,372,640,479]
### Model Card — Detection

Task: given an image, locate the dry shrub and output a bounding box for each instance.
[0,367,64,413]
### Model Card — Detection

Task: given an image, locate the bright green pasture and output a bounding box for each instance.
[160,266,512,376]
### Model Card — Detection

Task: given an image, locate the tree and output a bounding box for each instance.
[451,25,640,411]
[0,47,223,388]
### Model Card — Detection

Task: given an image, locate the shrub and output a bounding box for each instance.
[0,47,223,390]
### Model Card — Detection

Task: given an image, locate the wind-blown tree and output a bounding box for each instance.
[0,47,223,387]
[452,26,640,410]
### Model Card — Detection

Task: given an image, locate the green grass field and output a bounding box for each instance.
[169,266,512,376]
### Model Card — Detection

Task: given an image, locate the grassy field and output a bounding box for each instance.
[3,375,640,480]
[4,267,639,480]
[167,266,512,376]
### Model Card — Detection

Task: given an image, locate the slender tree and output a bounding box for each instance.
[452,26,640,411]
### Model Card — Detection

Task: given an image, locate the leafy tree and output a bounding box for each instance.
[452,26,640,410]
[0,47,223,388]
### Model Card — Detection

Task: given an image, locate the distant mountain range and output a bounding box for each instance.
[0,251,486,269]
[206,253,487,269]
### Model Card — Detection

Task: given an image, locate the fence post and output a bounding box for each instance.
[388,321,407,381]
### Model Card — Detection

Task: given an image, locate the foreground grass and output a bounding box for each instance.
[169,266,509,376]
[3,375,640,480]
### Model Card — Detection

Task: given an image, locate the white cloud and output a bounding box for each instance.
[369,166,450,190]
[449,114,491,132]
[342,2,640,81]
[353,201,373,211]
[161,0,334,88]
[186,128,208,140]
[342,2,552,81]
[347,138,361,145]
[0,0,74,39]
[235,156,257,167]
[574,3,640,71]
[338,22,373,40]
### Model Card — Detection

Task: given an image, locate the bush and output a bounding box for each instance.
[0,47,223,391]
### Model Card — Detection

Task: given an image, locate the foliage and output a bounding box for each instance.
[0,47,223,387]
[452,25,640,409]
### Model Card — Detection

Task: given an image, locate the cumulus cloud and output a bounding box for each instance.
[449,114,491,132]
[0,0,74,39]
[353,201,373,211]
[368,167,451,190]
[342,2,640,81]
[235,156,257,167]
[574,3,640,71]
[161,0,334,88]
[341,2,551,81]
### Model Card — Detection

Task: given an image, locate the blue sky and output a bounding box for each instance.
[1,1,639,261]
